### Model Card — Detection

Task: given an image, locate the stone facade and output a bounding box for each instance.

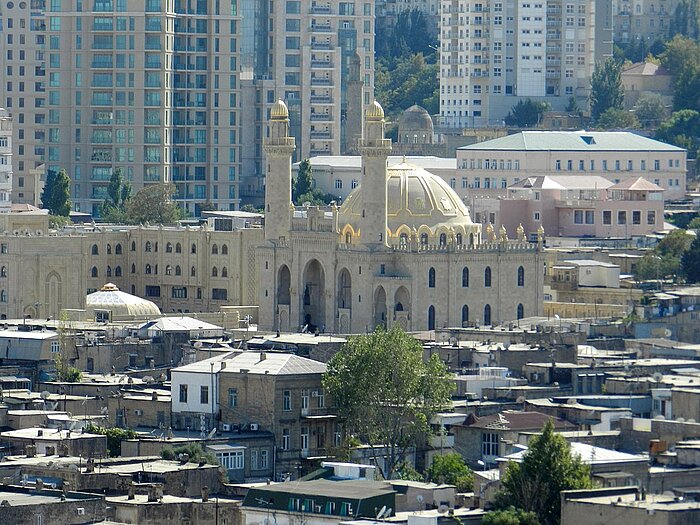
[258,101,544,334]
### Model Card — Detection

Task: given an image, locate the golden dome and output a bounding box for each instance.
[270,99,289,120]
[339,161,479,238]
[366,100,385,121]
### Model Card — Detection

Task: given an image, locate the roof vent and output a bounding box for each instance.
[580,135,595,145]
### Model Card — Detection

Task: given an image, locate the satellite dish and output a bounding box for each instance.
[677,417,686,423]
[438,505,448,514]
[385,508,392,518]
[652,372,663,382]
[567,398,578,405]
[40,391,51,400]
[688,419,696,423]
[516,396,526,404]
[193,341,203,348]
[416,495,424,504]
[376,506,387,520]
[100,407,109,415]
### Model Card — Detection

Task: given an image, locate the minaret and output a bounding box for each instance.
[343,53,364,154]
[357,101,392,249]
[263,100,296,242]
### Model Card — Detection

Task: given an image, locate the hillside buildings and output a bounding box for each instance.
[438,0,613,128]
[613,0,679,45]
[0,0,374,215]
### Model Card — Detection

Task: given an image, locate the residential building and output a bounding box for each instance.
[238,0,375,202]
[621,61,674,111]
[258,100,545,334]
[613,0,679,45]
[0,1,46,207]
[0,485,105,525]
[457,131,687,200]
[170,351,332,479]
[438,0,612,128]
[0,109,12,212]
[0,427,108,457]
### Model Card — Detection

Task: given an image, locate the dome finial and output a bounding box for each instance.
[366,100,385,121]
[270,99,289,120]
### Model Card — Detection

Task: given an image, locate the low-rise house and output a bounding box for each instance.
[0,427,107,457]
[0,485,105,525]
[107,388,171,429]
[452,410,576,467]
[524,398,632,431]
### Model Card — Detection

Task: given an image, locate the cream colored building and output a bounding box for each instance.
[0,109,12,213]
[457,131,687,200]
[258,100,545,333]
[0,217,262,321]
[613,0,678,44]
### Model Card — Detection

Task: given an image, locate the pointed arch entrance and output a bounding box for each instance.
[373,286,387,329]
[301,259,325,332]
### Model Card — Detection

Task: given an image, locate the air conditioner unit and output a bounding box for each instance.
[250,423,259,431]
[222,423,232,432]
[76,508,85,516]
[134,409,143,416]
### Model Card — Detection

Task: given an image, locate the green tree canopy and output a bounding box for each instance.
[323,326,455,479]
[378,9,435,62]
[656,109,700,158]
[100,167,132,221]
[483,507,540,525]
[292,159,336,206]
[596,108,640,130]
[375,53,439,117]
[504,99,550,128]
[85,424,138,457]
[41,168,72,217]
[635,93,667,128]
[590,58,624,120]
[657,228,694,258]
[661,36,700,112]
[426,453,474,492]
[681,235,700,283]
[121,183,183,225]
[494,420,592,525]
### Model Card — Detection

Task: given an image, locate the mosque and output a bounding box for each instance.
[257,100,545,333]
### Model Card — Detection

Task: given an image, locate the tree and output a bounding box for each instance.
[504,99,550,128]
[595,108,640,130]
[375,53,439,117]
[657,228,694,258]
[483,507,540,525]
[41,168,72,217]
[565,96,581,115]
[494,420,592,525]
[635,93,667,128]
[634,252,678,283]
[656,109,700,158]
[590,58,624,121]
[85,424,138,457]
[323,326,455,479]
[426,453,474,492]
[660,36,700,112]
[293,159,314,203]
[121,183,183,225]
[101,167,132,221]
[681,236,700,283]
[161,443,218,465]
[377,9,436,63]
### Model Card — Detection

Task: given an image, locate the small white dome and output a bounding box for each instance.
[87,283,161,318]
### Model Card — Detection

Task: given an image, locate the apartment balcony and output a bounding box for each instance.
[310,131,332,139]
[473,59,490,65]
[311,60,333,68]
[546,71,561,78]
[547,32,562,39]
[310,95,333,104]
[311,41,332,50]
[310,148,331,156]
[546,58,561,66]
[310,5,332,14]
[310,113,332,121]
[91,151,112,162]
[546,46,561,53]
[311,77,332,86]
[311,24,332,32]
[547,19,561,27]
[470,71,489,77]
[547,7,562,14]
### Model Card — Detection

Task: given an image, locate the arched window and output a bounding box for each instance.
[130,241,136,252]
[91,266,98,278]
[439,233,447,247]
[420,232,428,247]
[221,244,228,255]
[428,267,436,288]
[165,265,173,275]
[175,243,182,253]
[115,266,122,277]
[115,243,122,255]
[191,266,196,277]
[221,267,228,278]
[191,243,197,254]
[428,305,436,330]
[0,266,6,278]
[212,244,218,255]
[517,266,525,287]
[175,265,181,276]
[106,266,112,277]
[131,263,136,274]
[345,231,352,244]
[145,241,152,252]
[484,304,492,326]
[91,244,99,255]
[456,233,463,246]
[462,305,469,326]
[106,244,112,255]
[154,242,158,252]
[212,267,218,277]
[517,303,524,320]
[0,290,6,303]
[484,266,492,287]
[166,242,173,253]
[145,264,152,274]
[462,267,469,287]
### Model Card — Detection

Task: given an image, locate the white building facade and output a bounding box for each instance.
[0,109,12,213]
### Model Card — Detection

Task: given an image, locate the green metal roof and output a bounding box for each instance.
[459,131,685,152]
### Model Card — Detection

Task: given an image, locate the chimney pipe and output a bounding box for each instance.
[201,486,210,502]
